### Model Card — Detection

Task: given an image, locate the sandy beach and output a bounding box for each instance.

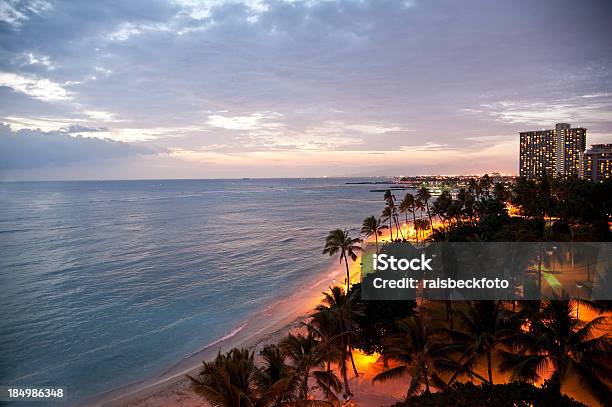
[91,222,411,407]
[90,246,365,406]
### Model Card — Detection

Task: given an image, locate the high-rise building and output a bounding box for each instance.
[519,123,586,179]
[581,144,612,182]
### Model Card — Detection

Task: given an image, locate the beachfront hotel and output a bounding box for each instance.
[519,123,587,179]
[581,143,612,182]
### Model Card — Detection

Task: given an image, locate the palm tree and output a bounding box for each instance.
[373,315,452,398]
[280,333,342,402]
[361,215,386,254]
[450,300,513,385]
[399,193,418,243]
[417,186,434,235]
[433,191,452,228]
[415,198,426,236]
[252,345,297,406]
[381,206,394,240]
[384,190,403,239]
[509,299,543,333]
[190,348,257,407]
[493,182,510,204]
[312,286,365,396]
[323,229,362,292]
[500,292,612,406]
[415,218,430,240]
[304,308,341,373]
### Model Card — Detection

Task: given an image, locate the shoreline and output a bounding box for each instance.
[87,258,351,407]
[88,222,409,407]
[97,315,310,407]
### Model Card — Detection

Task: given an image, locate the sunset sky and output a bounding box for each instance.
[1,0,611,180]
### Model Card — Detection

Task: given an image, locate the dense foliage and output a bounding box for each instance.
[430,175,612,242]
[395,381,587,407]
[349,283,417,354]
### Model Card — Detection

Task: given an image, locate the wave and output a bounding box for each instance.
[183,322,248,358]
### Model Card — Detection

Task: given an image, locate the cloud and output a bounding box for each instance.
[207,112,282,131]
[15,52,56,70]
[400,142,457,152]
[63,124,109,133]
[465,95,612,126]
[0,124,153,170]
[0,0,611,178]
[83,110,118,122]
[0,72,71,101]
[204,113,406,151]
[0,0,52,28]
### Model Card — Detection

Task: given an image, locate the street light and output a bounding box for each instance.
[576,281,584,320]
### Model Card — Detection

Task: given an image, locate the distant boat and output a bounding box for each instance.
[242,177,250,180]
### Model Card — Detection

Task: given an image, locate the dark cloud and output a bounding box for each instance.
[0,124,152,170]
[62,124,109,133]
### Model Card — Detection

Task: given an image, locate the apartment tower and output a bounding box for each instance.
[519,123,586,179]
[581,144,612,182]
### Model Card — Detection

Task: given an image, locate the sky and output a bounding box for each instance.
[1,0,611,180]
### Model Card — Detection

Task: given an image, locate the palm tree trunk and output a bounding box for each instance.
[301,372,309,399]
[341,360,352,396]
[349,347,359,377]
[487,351,493,384]
[396,215,404,239]
[426,202,434,234]
[389,218,393,240]
[412,208,418,243]
[344,258,350,292]
[424,367,430,393]
[374,232,379,254]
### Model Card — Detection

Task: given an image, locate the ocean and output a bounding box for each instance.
[0,178,395,405]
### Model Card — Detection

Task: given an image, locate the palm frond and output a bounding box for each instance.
[372,365,407,383]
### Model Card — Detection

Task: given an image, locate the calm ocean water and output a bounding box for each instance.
[0,179,390,405]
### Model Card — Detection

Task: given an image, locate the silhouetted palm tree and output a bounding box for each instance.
[383,189,403,239]
[252,345,297,406]
[381,206,394,240]
[323,229,362,292]
[190,348,258,407]
[493,182,510,204]
[414,199,426,236]
[312,286,365,396]
[417,187,434,235]
[433,190,453,228]
[280,333,341,402]
[374,315,452,398]
[449,300,513,385]
[361,216,386,254]
[304,309,341,373]
[500,292,612,406]
[399,193,418,242]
